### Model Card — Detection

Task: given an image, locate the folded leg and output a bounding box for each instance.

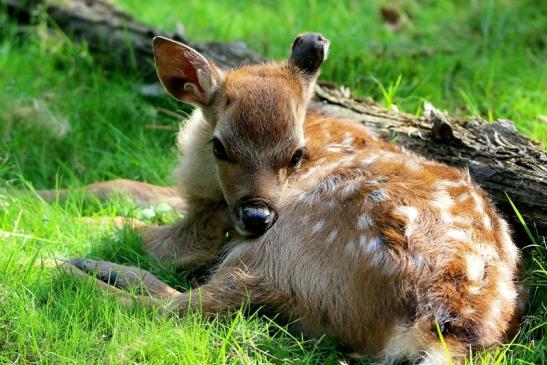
[36,179,229,270]
[139,201,229,269]
[67,258,181,299]
[37,179,184,210]
[59,258,261,316]
[42,259,159,308]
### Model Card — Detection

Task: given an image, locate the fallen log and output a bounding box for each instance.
[3,0,546,242]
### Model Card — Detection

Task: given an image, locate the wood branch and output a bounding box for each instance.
[3,0,546,242]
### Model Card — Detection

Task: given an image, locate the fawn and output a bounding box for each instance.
[57,33,522,364]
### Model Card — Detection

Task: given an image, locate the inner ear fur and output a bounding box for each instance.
[153,36,222,106]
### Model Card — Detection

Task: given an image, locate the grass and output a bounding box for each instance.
[0,0,545,363]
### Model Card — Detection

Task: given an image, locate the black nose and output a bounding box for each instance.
[235,198,278,236]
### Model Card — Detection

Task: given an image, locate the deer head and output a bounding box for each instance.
[153,33,329,236]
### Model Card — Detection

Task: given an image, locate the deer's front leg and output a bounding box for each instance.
[65,258,260,316]
[44,259,161,308]
[167,267,260,316]
[139,201,230,269]
[67,258,181,299]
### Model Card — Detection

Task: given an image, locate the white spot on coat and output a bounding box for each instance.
[358,235,368,247]
[365,176,389,184]
[395,206,418,223]
[452,215,474,226]
[325,229,338,244]
[466,254,484,283]
[359,154,378,167]
[446,228,468,241]
[437,180,465,188]
[312,220,325,233]
[340,180,360,198]
[325,144,355,153]
[431,189,454,223]
[456,192,470,203]
[488,300,503,321]
[363,236,382,254]
[299,179,338,205]
[432,189,454,207]
[471,190,492,229]
[369,250,386,267]
[342,135,355,146]
[482,214,493,230]
[405,159,422,172]
[461,306,475,316]
[340,156,356,167]
[357,213,373,229]
[345,240,357,256]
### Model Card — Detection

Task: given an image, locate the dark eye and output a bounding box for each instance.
[212,137,229,161]
[289,147,307,167]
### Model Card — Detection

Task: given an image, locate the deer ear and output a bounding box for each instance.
[289,32,329,78]
[153,36,222,106]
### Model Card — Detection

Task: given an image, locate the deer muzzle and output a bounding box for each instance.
[233,197,278,237]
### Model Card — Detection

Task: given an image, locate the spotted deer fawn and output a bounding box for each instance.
[58,33,522,364]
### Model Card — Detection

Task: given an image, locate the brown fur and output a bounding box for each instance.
[57,34,522,364]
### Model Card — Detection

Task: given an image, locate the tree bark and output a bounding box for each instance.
[4,0,546,241]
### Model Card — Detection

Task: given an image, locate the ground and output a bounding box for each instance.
[0,0,545,364]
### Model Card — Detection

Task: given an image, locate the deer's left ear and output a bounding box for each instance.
[153,36,223,106]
